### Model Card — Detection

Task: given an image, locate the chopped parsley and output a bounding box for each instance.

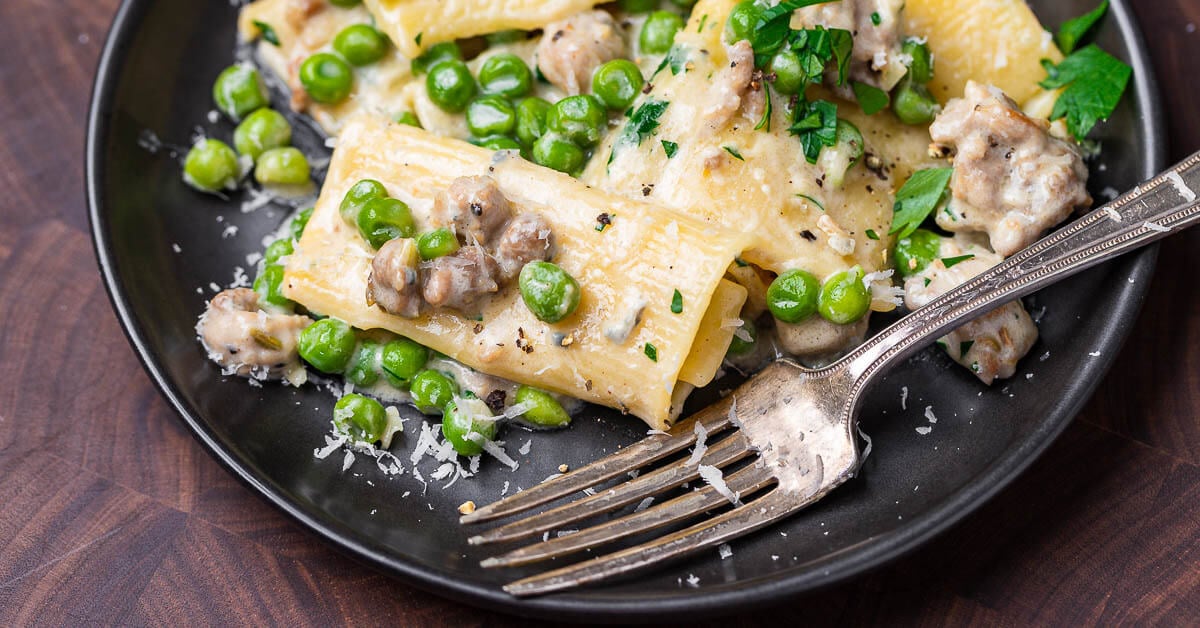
[786,26,854,88]
[661,140,679,158]
[750,0,837,58]
[852,81,890,115]
[941,254,976,268]
[415,32,423,46]
[253,20,280,46]
[790,99,838,163]
[734,257,749,267]
[796,194,826,211]
[654,44,690,77]
[611,99,669,162]
[723,145,745,161]
[698,14,709,33]
[671,289,683,314]
[644,343,658,362]
[923,277,932,287]
[871,12,882,26]
[1056,0,1109,54]
[755,83,774,131]
[1039,44,1131,139]
[865,229,880,240]
[889,168,954,238]
[960,340,975,356]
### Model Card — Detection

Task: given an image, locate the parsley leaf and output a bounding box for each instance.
[942,254,976,268]
[828,29,854,86]
[654,45,689,77]
[790,99,838,163]
[755,83,774,131]
[723,145,745,161]
[889,168,954,238]
[671,289,683,314]
[852,81,890,115]
[644,343,658,362]
[661,140,679,158]
[253,20,280,46]
[1057,0,1109,54]
[865,228,880,240]
[960,340,975,355]
[751,0,837,57]
[1039,44,1131,139]
[611,99,670,162]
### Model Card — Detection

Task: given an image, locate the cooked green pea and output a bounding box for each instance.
[546,95,606,147]
[263,238,294,265]
[212,64,268,121]
[466,95,517,137]
[333,393,387,443]
[298,318,356,373]
[766,269,820,323]
[641,11,684,55]
[289,207,313,240]
[410,370,456,413]
[478,53,533,99]
[339,178,388,226]
[619,0,659,12]
[395,111,421,127]
[254,147,310,185]
[592,59,645,110]
[519,261,581,323]
[531,133,585,174]
[356,197,415,249]
[426,60,476,113]
[835,119,864,166]
[333,24,389,66]
[183,139,240,192]
[892,80,939,125]
[770,50,806,95]
[515,97,552,147]
[478,135,522,151]
[346,340,382,387]
[725,1,762,43]
[233,108,292,160]
[329,0,361,7]
[380,337,428,385]
[818,268,871,325]
[411,41,462,75]
[253,263,292,309]
[515,386,572,428]
[902,38,934,84]
[894,228,941,278]
[726,318,758,356]
[299,53,353,104]
[485,29,527,45]
[442,397,499,456]
[417,228,460,260]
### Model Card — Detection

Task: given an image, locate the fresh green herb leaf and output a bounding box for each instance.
[889,168,954,238]
[865,229,880,240]
[723,145,745,161]
[734,257,749,267]
[790,99,838,163]
[253,20,280,46]
[1039,44,1131,139]
[828,29,854,86]
[923,277,931,287]
[755,83,773,131]
[415,32,423,46]
[941,254,975,268]
[870,12,882,26]
[654,45,690,77]
[662,140,679,158]
[784,27,853,87]
[751,0,837,57]
[852,81,890,115]
[612,99,670,162]
[960,340,975,355]
[698,14,708,33]
[671,289,683,314]
[1056,0,1109,54]
[644,343,658,362]
[796,193,826,211]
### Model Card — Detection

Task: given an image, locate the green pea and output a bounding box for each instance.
[290,207,313,240]
[766,269,820,324]
[253,263,292,309]
[835,119,864,166]
[640,11,684,55]
[725,1,762,44]
[818,268,871,325]
[466,95,517,137]
[515,386,572,428]
[442,397,499,456]
[592,59,645,110]
[333,393,388,443]
[395,111,422,127]
[532,133,585,174]
[519,261,581,323]
[894,228,941,278]
[299,53,353,104]
[515,97,552,147]
[329,0,361,7]
[902,38,934,84]
[416,228,461,260]
[233,108,292,161]
[426,59,477,112]
[380,337,429,385]
[546,95,606,147]
[769,50,806,95]
[892,80,939,125]
[346,340,382,387]
[478,135,523,152]
[619,0,659,13]
[254,147,310,185]
[356,197,415,249]
[726,318,758,356]
[263,238,294,265]
[478,53,533,99]
[485,29,528,45]
[340,178,389,226]
[183,139,240,192]
[411,41,463,75]
[298,318,357,373]
[212,64,268,121]
[410,370,456,413]
[333,24,389,66]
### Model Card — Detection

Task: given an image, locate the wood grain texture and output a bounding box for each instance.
[0,0,1197,624]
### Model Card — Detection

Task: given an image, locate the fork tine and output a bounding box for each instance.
[461,400,737,524]
[469,431,755,545]
[480,462,774,568]
[502,489,796,597]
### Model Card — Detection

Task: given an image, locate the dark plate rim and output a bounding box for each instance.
[85,0,1166,621]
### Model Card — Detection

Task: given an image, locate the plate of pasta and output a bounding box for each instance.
[88,0,1163,618]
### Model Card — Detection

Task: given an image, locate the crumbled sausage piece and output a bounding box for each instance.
[700,40,756,135]
[422,246,500,313]
[775,315,870,366]
[535,10,627,95]
[493,213,555,281]
[198,288,312,382]
[432,176,514,246]
[368,238,423,318]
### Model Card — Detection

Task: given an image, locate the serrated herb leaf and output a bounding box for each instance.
[941,254,975,268]
[889,168,953,238]
[611,99,670,162]
[1039,44,1131,139]
[654,44,689,77]
[865,229,879,240]
[828,28,854,86]
[751,0,837,57]
[1057,0,1109,54]
[671,289,683,314]
[852,81,890,115]
[755,83,774,131]
[253,20,280,46]
[790,99,838,163]
[661,140,679,158]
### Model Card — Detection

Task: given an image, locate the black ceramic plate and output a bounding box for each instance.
[87,0,1164,621]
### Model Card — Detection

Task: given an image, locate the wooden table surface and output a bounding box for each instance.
[2,0,1198,624]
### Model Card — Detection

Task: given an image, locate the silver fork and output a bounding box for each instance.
[462,150,1200,597]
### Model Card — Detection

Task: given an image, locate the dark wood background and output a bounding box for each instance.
[2,0,1197,624]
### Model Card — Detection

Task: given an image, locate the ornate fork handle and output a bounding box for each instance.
[846,150,1200,385]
